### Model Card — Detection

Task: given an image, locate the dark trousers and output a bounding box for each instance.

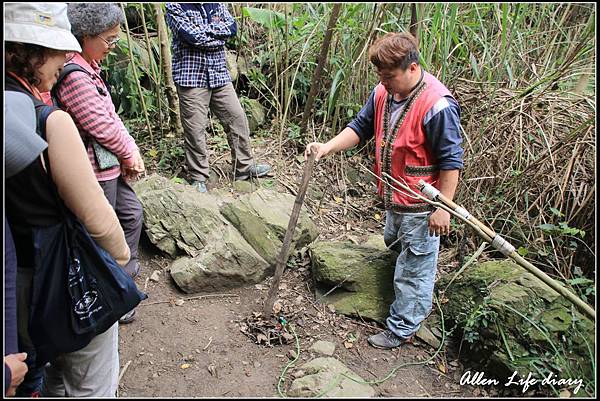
[99,176,143,278]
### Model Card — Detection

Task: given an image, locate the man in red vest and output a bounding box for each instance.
[306,32,464,349]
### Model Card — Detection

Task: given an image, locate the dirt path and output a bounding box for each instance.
[116,237,478,398]
[116,140,486,397]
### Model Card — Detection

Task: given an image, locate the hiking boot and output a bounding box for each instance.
[235,164,271,181]
[192,180,207,193]
[119,309,136,324]
[367,329,411,349]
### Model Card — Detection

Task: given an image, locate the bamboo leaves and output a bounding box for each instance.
[242,7,285,30]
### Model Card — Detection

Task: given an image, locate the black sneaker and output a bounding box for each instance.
[235,164,271,181]
[367,329,411,349]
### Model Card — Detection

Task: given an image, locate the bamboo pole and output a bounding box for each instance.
[299,3,342,141]
[139,4,163,136]
[263,152,316,317]
[153,3,184,137]
[121,3,154,144]
[416,179,595,321]
[409,3,420,41]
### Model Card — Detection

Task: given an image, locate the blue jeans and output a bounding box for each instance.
[383,211,440,339]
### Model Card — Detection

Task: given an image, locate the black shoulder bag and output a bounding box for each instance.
[28,103,147,366]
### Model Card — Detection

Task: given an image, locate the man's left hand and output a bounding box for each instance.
[428,208,451,236]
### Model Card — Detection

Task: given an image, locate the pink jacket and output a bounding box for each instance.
[51,53,137,181]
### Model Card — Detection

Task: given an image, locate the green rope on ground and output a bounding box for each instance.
[277,294,448,398]
[277,322,301,398]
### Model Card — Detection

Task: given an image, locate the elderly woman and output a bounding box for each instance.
[5,3,130,397]
[53,3,145,324]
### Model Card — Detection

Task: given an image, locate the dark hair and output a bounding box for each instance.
[368,32,420,71]
[5,42,51,87]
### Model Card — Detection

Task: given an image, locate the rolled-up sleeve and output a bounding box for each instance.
[423,96,464,170]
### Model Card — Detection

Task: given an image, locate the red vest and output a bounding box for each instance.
[373,72,453,213]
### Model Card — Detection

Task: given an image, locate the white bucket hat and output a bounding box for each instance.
[4,2,82,52]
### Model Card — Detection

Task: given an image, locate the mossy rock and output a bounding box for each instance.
[220,189,319,266]
[438,260,595,393]
[310,236,396,323]
[241,98,266,134]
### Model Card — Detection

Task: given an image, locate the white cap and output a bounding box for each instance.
[4,2,82,52]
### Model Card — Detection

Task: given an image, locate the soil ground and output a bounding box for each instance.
[118,138,484,398]
[117,238,479,398]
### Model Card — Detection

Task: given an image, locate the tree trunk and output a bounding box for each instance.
[154,3,183,137]
[409,3,420,42]
[300,3,342,146]
[121,3,154,144]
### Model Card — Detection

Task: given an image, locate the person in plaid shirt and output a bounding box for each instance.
[166,3,271,193]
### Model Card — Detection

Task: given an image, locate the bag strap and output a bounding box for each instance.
[51,63,110,148]
[34,101,77,231]
[50,63,89,109]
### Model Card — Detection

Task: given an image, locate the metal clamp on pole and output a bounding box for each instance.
[417,179,440,201]
[491,234,516,256]
[454,206,472,220]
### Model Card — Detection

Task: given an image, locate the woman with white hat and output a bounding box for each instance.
[5,3,130,397]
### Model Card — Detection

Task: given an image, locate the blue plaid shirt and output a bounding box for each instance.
[165,3,237,88]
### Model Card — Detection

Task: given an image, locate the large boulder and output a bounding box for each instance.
[169,226,269,293]
[225,50,249,82]
[220,189,319,266]
[288,357,375,397]
[242,98,266,134]
[309,236,396,323]
[133,175,233,258]
[134,175,319,293]
[437,260,595,390]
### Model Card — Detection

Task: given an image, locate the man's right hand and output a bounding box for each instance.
[305,142,331,162]
[4,353,28,396]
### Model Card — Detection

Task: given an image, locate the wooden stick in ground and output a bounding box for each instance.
[263,152,316,316]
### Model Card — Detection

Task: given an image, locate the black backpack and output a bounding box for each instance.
[50,64,120,169]
[50,63,110,108]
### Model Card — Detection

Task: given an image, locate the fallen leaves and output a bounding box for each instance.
[437,363,447,374]
[273,301,283,315]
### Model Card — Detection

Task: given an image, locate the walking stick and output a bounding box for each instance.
[417,179,596,321]
[263,152,317,317]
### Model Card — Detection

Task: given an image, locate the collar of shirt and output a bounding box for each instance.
[70,53,102,76]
